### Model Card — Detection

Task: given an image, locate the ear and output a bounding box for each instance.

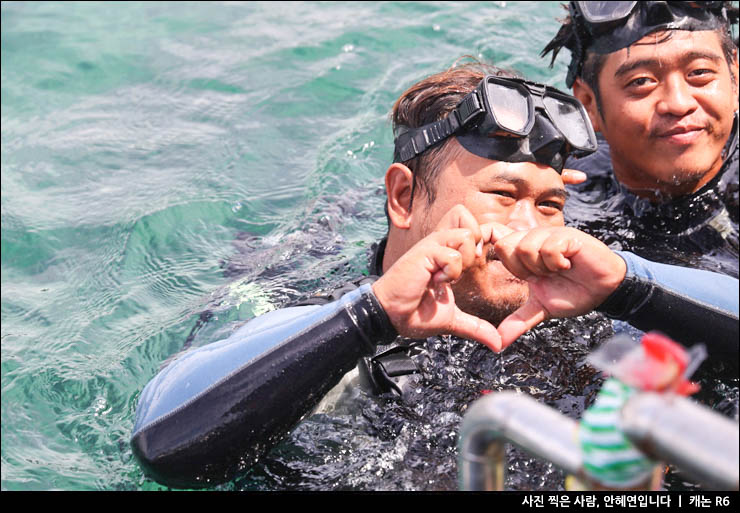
[385,163,415,230]
[572,77,602,133]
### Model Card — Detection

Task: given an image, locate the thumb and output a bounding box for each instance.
[449,307,502,352]
[497,299,549,349]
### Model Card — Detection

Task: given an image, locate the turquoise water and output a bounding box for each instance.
[1,1,574,490]
[3,1,732,492]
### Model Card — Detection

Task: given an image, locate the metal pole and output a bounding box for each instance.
[621,392,739,491]
[458,391,582,491]
[458,391,740,491]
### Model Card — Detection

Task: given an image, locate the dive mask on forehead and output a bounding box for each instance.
[557,1,737,86]
[393,75,598,173]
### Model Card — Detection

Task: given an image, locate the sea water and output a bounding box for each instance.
[2,1,737,491]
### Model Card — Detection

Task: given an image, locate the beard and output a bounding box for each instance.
[451,247,529,326]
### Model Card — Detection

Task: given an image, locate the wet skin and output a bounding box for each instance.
[408,146,568,324]
[574,30,739,199]
[374,140,627,351]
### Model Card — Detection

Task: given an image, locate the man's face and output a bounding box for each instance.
[411,141,567,324]
[590,30,738,197]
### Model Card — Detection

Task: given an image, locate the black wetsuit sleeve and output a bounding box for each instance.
[130,283,397,488]
[597,251,739,360]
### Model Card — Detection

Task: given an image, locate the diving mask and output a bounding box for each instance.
[393,75,598,173]
[556,1,737,86]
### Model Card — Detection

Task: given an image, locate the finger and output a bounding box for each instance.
[561,169,587,185]
[434,205,482,249]
[482,222,516,246]
[497,300,549,349]
[540,234,582,272]
[491,227,568,277]
[510,229,555,276]
[430,227,478,270]
[432,258,462,283]
[449,307,502,352]
[489,230,536,280]
[424,245,463,283]
[401,227,483,286]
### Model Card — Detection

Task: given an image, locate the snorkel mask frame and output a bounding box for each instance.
[554,1,738,87]
[393,75,598,173]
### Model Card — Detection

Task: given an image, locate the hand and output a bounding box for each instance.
[486,223,627,349]
[561,168,587,185]
[372,205,502,352]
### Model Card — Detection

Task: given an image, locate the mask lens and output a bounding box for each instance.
[576,1,637,23]
[486,81,530,134]
[542,95,594,150]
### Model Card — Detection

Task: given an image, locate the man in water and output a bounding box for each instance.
[131,62,738,489]
[542,1,739,275]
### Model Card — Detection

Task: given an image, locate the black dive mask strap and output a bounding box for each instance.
[587,1,730,55]
[394,91,485,162]
[549,2,737,87]
[550,1,738,87]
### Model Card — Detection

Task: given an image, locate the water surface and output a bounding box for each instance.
[2,1,736,491]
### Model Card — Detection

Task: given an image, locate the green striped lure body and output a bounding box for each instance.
[579,378,656,488]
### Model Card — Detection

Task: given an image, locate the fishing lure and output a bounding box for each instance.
[574,332,706,489]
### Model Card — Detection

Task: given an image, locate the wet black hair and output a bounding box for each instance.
[541,1,739,113]
[387,58,518,215]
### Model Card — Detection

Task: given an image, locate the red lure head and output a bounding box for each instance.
[588,332,705,395]
[631,332,700,395]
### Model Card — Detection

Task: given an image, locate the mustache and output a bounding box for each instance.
[650,121,711,138]
[482,245,525,284]
[486,246,498,261]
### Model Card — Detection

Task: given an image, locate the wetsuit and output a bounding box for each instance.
[131,239,739,489]
[565,113,739,278]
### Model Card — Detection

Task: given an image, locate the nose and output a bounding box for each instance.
[656,74,699,117]
[506,200,540,232]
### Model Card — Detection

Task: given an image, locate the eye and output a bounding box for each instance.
[490,190,515,198]
[687,68,717,84]
[538,200,564,213]
[689,68,713,76]
[626,76,654,88]
[485,190,516,205]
